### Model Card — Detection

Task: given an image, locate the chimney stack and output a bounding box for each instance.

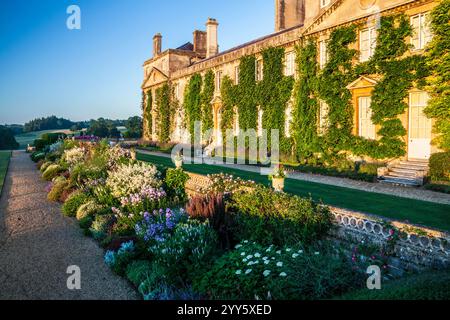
[153,33,162,57]
[193,30,207,57]
[206,18,219,58]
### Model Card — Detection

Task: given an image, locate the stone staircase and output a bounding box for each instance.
[379,159,429,187]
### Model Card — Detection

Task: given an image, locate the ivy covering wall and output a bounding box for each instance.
[201,70,215,137]
[425,0,450,151]
[184,73,202,141]
[235,56,258,131]
[144,90,152,139]
[155,83,171,143]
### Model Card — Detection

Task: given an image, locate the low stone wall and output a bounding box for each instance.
[184,172,450,273]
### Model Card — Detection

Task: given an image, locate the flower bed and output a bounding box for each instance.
[34,139,449,300]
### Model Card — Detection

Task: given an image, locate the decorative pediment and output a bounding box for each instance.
[142,67,169,89]
[346,76,378,90]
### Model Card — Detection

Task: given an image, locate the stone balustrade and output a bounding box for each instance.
[184,171,450,272]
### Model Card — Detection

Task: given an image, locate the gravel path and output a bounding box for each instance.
[138,149,450,205]
[0,151,138,300]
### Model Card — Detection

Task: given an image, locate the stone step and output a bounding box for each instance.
[399,161,429,168]
[387,171,417,178]
[380,176,420,187]
[394,164,429,171]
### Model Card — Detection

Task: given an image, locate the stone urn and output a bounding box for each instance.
[272,177,285,192]
[174,155,183,169]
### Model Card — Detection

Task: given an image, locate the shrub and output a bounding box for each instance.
[229,186,333,246]
[186,193,233,249]
[164,168,190,202]
[33,139,47,151]
[104,241,136,276]
[149,220,218,282]
[62,147,86,168]
[339,270,450,300]
[106,162,161,198]
[90,214,115,240]
[79,215,93,230]
[126,260,152,287]
[42,164,63,181]
[75,200,103,221]
[202,173,256,194]
[31,151,45,162]
[120,187,167,215]
[194,241,360,300]
[135,208,187,243]
[424,182,450,194]
[62,191,89,217]
[47,179,68,202]
[39,161,52,173]
[429,152,450,182]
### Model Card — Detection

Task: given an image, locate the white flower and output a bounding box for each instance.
[276,262,283,267]
[254,253,261,258]
[298,250,303,254]
[266,248,272,252]
[264,260,270,265]
[243,258,248,263]
[315,252,320,255]
[235,244,242,249]
[279,272,287,277]
[292,253,299,258]
[286,248,292,252]
[263,257,268,261]
[263,270,271,277]
[235,270,242,275]
[245,269,252,274]
[246,255,253,260]
[244,240,249,243]
[247,261,253,266]
[241,252,246,256]
[276,250,281,255]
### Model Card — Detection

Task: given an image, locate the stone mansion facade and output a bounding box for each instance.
[142,0,440,162]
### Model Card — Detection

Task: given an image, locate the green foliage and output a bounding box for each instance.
[164,168,189,202]
[42,164,63,181]
[201,70,215,137]
[144,90,153,137]
[195,241,360,300]
[318,26,357,157]
[257,47,295,152]
[229,186,333,246]
[75,200,103,221]
[47,179,68,202]
[126,260,153,287]
[293,40,319,160]
[30,151,45,162]
[429,151,450,182]
[155,84,172,143]
[184,73,203,140]
[149,220,218,282]
[236,56,258,131]
[220,76,236,136]
[90,214,115,240]
[0,125,19,150]
[339,270,450,300]
[62,191,89,217]
[425,0,450,151]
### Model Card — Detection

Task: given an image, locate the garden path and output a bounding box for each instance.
[138,149,450,205]
[0,151,138,300]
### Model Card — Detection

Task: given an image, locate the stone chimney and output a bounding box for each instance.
[206,18,219,58]
[275,0,305,32]
[193,30,207,57]
[153,33,162,57]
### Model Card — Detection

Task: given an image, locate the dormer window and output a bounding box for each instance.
[320,0,331,8]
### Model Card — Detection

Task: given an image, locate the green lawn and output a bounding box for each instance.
[0,151,11,194]
[137,152,450,232]
[14,129,71,149]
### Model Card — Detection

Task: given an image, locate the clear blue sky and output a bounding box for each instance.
[0,0,274,125]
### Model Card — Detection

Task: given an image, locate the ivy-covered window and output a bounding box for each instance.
[409,92,432,139]
[411,13,432,50]
[319,40,328,69]
[174,83,180,100]
[233,106,240,136]
[359,27,377,62]
[256,59,263,82]
[215,70,223,92]
[234,66,240,84]
[257,107,263,137]
[285,102,293,138]
[284,51,296,76]
[318,100,329,135]
[358,96,376,140]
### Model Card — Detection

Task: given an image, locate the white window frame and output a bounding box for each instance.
[235,66,240,85]
[233,106,240,136]
[284,51,296,76]
[285,103,293,137]
[256,59,263,82]
[320,0,331,8]
[409,91,431,139]
[318,100,329,135]
[215,70,223,92]
[411,13,432,51]
[174,83,180,100]
[319,40,328,69]
[257,107,263,137]
[359,27,377,62]
[358,96,376,140]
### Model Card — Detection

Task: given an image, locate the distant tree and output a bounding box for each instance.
[70,123,83,132]
[0,126,19,150]
[4,124,23,135]
[87,118,110,137]
[124,116,143,138]
[23,116,75,132]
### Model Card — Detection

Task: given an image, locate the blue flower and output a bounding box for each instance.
[104,250,116,267]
